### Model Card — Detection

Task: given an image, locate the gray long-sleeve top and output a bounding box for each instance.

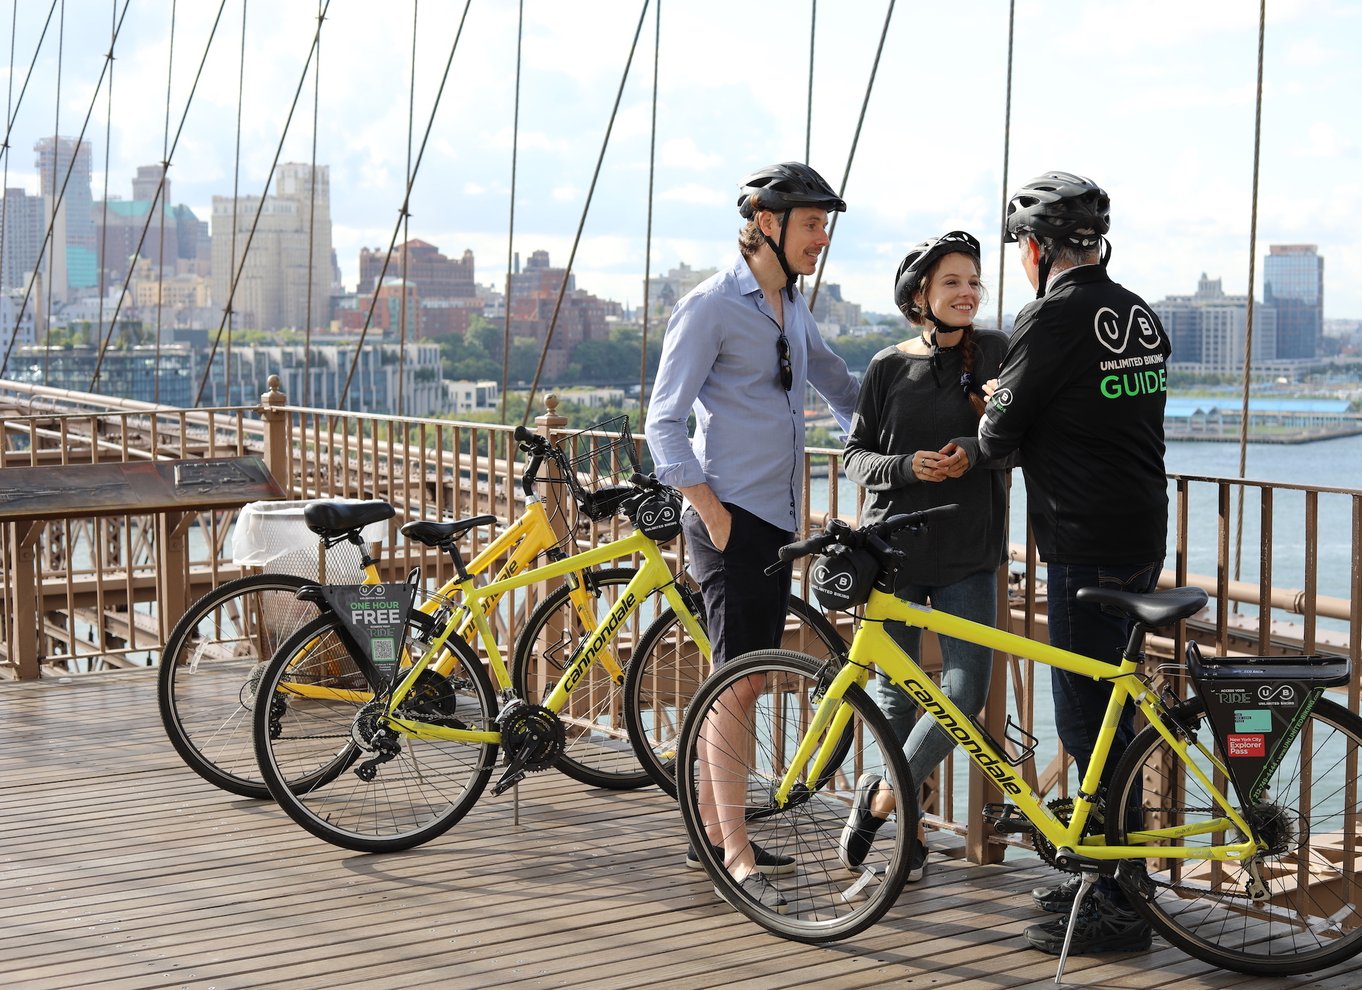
[842,330,1010,586]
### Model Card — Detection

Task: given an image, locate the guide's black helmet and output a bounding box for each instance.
[1004,171,1110,248]
[737,162,846,219]
[893,230,981,322]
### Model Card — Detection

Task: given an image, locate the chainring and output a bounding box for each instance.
[500,703,565,772]
[1033,797,1105,871]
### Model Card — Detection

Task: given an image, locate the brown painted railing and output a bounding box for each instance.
[1,377,1358,865]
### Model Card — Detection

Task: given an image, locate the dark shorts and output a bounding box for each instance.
[682,503,793,667]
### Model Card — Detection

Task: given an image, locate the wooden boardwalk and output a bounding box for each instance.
[5,673,1362,990]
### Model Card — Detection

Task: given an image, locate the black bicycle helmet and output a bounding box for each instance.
[893,230,981,323]
[736,162,846,300]
[1003,171,1110,246]
[736,162,846,218]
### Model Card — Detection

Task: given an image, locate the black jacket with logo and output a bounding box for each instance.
[973,265,1171,565]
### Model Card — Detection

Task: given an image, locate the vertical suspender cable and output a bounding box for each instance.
[498,0,524,421]
[805,0,815,166]
[520,0,651,427]
[217,0,246,405]
[198,0,332,407]
[92,0,115,393]
[42,0,64,386]
[88,1,227,393]
[808,0,894,313]
[302,0,323,407]
[1233,0,1267,588]
[396,0,417,418]
[0,0,18,351]
[0,0,60,376]
[154,1,177,403]
[638,0,659,419]
[337,0,470,410]
[995,0,1014,333]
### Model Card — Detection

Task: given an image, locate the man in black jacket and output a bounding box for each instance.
[973,171,1170,956]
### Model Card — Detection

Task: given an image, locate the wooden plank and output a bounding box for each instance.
[3,673,1361,990]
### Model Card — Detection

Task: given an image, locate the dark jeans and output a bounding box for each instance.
[1046,559,1161,907]
[682,503,793,667]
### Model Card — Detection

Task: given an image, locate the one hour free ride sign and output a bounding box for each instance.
[320,582,417,685]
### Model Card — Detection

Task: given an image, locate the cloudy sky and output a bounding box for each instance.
[4,0,1359,325]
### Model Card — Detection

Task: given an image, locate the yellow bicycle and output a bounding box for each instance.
[250,421,842,851]
[677,508,1362,977]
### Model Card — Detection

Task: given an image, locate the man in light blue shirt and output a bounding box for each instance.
[645,162,858,911]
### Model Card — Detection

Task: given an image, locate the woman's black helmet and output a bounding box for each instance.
[1004,171,1110,248]
[737,162,846,219]
[893,230,980,322]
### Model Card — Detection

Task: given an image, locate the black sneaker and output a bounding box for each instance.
[839,772,887,870]
[716,873,789,915]
[905,836,928,883]
[1023,892,1152,955]
[685,840,796,876]
[1031,874,1083,913]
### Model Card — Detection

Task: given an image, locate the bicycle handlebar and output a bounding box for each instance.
[777,504,961,563]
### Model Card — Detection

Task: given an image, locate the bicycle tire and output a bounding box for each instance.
[157,573,320,798]
[1106,695,1362,975]
[511,567,660,790]
[676,649,914,943]
[625,593,847,798]
[254,611,499,852]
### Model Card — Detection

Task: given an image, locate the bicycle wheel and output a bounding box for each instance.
[1106,696,1362,975]
[157,573,319,798]
[512,567,662,790]
[676,649,914,943]
[625,593,847,798]
[255,612,499,852]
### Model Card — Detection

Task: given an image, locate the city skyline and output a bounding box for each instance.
[0,1,1356,325]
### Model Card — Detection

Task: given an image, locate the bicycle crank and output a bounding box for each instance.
[492,703,564,795]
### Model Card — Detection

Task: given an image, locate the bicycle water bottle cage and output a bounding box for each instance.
[1186,641,1351,803]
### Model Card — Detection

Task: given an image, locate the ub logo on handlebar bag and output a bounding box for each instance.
[628,487,682,543]
[811,544,877,611]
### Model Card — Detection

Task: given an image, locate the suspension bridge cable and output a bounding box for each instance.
[218,0,246,405]
[1233,0,1267,590]
[0,0,130,382]
[498,0,524,423]
[86,0,230,394]
[808,0,894,313]
[0,0,20,346]
[520,0,651,427]
[92,0,115,394]
[153,0,177,404]
[41,0,64,386]
[303,0,323,408]
[995,0,1014,333]
[196,0,333,407]
[638,0,660,421]
[336,0,472,411]
[396,0,416,419]
[805,0,814,166]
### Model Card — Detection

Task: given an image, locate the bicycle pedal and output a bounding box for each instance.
[982,802,1033,835]
[492,769,526,796]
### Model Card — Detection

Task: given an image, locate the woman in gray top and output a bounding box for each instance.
[836,231,1010,881]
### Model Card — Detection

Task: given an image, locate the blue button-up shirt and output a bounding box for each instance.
[645,255,859,531]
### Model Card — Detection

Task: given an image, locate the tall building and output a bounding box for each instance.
[1,187,46,291]
[211,163,333,332]
[1264,244,1323,360]
[508,250,622,379]
[96,165,212,288]
[1155,274,1277,374]
[644,262,716,321]
[35,137,97,302]
[353,240,480,337]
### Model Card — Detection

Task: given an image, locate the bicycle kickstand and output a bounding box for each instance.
[1054,871,1098,985]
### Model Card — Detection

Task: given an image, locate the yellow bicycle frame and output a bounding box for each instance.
[384,528,710,743]
[777,585,1261,864]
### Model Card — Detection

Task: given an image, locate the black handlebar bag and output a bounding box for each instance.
[810,545,877,611]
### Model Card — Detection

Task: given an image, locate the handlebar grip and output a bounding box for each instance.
[778,533,831,562]
[514,425,534,444]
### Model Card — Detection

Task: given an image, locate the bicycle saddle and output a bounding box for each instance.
[1074,585,1208,628]
[303,499,396,538]
[401,514,498,547]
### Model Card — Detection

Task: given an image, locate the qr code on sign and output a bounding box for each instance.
[373,638,396,663]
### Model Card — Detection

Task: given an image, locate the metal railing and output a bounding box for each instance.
[1,377,1358,864]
